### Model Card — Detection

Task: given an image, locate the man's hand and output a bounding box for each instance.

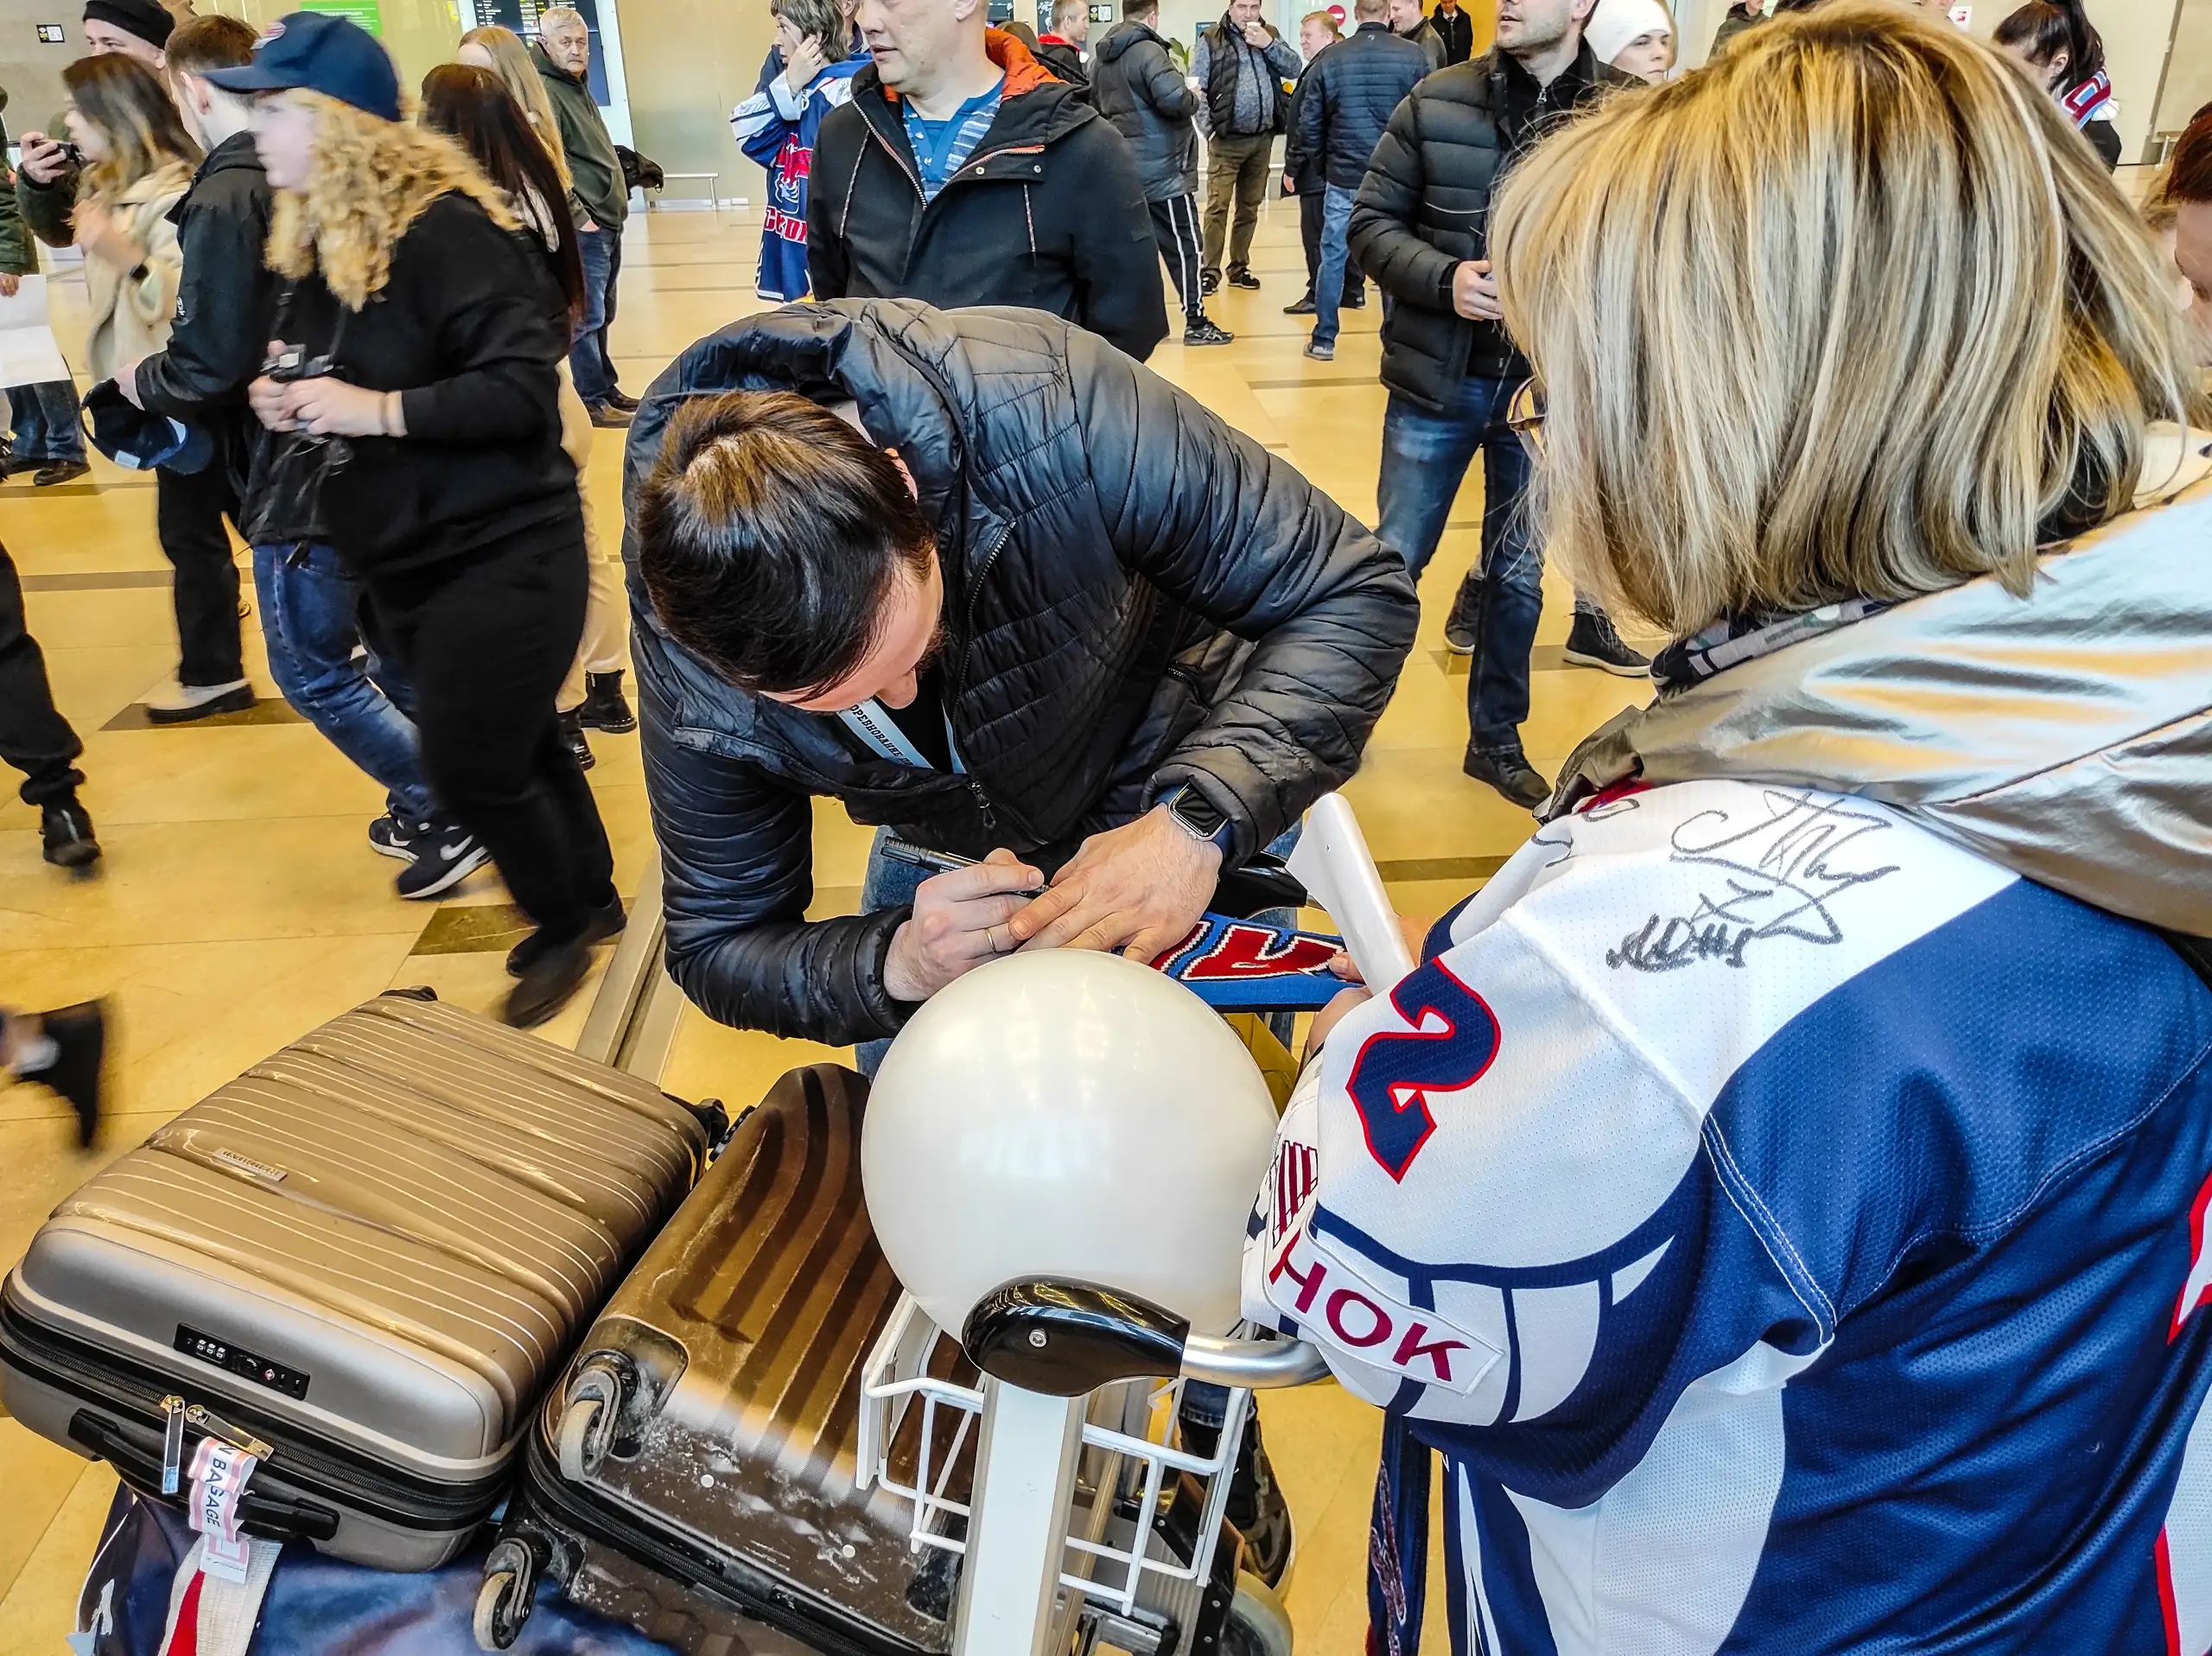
[1452,258,1503,322]
[0,273,19,298]
[116,356,145,408]
[1281,173,1296,194]
[1305,987,1371,1063]
[17,132,70,186]
[882,848,1046,1003]
[1241,18,1272,47]
[784,34,828,92]
[1006,806,1222,963]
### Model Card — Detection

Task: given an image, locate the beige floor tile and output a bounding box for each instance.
[0,1424,95,1605]
[0,1456,118,1656]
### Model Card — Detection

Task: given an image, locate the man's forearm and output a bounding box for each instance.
[663,906,914,1046]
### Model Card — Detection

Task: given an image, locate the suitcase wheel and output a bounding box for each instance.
[1223,1571,1294,1656]
[474,1538,539,1651]
[556,1392,615,1483]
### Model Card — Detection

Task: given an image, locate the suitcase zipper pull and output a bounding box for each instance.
[159,1396,187,1495]
[183,1403,272,1462]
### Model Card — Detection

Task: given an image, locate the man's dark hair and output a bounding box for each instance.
[638,392,935,697]
[166,13,258,76]
[2170,101,2212,207]
[1124,0,1160,20]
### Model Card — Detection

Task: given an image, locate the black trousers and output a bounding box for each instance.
[1147,193,1206,323]
[153,461,245,688]
[1297,184,1362,303]
[0,538,85,809]
[364,511,615,939]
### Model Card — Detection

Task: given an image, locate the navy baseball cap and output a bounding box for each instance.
[82,381,214,475]
[203,12,403,123]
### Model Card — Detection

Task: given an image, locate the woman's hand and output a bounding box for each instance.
[248,373,399,438]
[72,200,141,273]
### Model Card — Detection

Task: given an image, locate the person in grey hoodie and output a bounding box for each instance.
[1091,0,1234,344]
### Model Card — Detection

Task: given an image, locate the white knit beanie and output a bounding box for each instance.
[1584,0,1674,67]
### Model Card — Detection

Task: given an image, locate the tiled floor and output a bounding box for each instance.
[0,202,1658,1652]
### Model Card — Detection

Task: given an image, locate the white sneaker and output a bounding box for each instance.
[144,677,254,724]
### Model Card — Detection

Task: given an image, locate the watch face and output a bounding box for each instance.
[1173,790,1230,838]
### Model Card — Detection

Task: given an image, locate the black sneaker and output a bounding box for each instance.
[1463,745,1553,811]
[1282,294,1316,315]
[366,813,423,862]
[1343,283,1366,309]
[505,938,592,1028]
[41,799,101,872]
[1443,570,1482,654]
[1233,1426,1295,1591]
[1563,608,1652,678]
[1201,270,1221,296]
[395,820,491,900]
[1226,267,1262,290]
[20,1001,106,1148]
[1184,316,1235,347]
[33,459,90,487]
[561,710,595,772]
[579,670,636,734]
[507,896,626,976]
[585,402,631,430]
[602,387,639,413]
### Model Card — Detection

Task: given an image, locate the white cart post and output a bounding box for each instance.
[952,1380,1087,1656]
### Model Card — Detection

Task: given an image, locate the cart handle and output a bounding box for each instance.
[961,1278,1327,1398]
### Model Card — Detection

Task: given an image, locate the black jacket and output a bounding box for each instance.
[1090,20,1200,200]
[1350,43,1629,410]
[622,302,1419,1046]
[1433,5,1476,65]
[807,41,1169,361]
[1033,35,1089,94]
[1200,15,1300,137]
[134,135,273,436]
[1298,22,1429,193]
[255,194,575,575]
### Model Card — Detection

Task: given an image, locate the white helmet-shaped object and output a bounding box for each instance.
[862,950,1280,1339]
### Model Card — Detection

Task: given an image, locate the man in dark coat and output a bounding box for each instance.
[1280,8,1344,315]
[808,0,1167,361]
[1192,0,1302,291]
[1350,0,1633,806]
[535,6,633,426]
[1033,0,1090,89]
[1433,0,1478,64]
[1389,0,1449,69]
[622,300,1417,1054]
[1297,0,1427,360]
[1090,0,1233,343]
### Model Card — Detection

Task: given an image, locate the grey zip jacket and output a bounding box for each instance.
[1551,436,2212,938]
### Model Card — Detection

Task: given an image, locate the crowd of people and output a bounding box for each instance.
[0,0,2209,1646]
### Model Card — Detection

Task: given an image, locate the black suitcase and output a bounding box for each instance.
[477,1065,968,1654]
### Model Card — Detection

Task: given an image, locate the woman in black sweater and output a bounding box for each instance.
[211,13,619,1026]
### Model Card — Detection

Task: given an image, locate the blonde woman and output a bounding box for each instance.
[61,52,261,720]
[456,23,635,752]
[215,13,617,1028]
[1269,6,2212,1651]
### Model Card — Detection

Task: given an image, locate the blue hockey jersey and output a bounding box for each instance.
[729,44,868,303]
[1247,776,2212,1653]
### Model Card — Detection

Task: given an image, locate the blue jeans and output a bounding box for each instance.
[7,380,86,464]
[1309,184,1359,350]
[570,226,622,405]
[1376,376,1542,754]
[853,821,1302,1075]
[251,543,436,823]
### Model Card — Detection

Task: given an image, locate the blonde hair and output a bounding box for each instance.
[267,90,520,310]
[1491,0,2205,637]
[459,23,573,190]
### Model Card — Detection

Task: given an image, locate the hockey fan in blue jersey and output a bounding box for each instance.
[1243,8,2212,1653]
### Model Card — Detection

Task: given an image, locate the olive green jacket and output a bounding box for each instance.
[531,44,626,230]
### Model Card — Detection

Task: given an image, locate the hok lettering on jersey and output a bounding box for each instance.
[1344,958,1501,1181]
[1264,1220,1499,1393]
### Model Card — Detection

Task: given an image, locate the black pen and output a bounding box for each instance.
[880,838,1046,894]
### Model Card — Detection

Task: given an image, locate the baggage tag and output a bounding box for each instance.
[188,1437,260,1584]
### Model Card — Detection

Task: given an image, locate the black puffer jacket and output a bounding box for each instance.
[1297,22,1430,192]
[808,34,1168,360]
[622,302,1419,1046]
[1090,19,1201,200]
[134,136,272,424]
[1350,43,1630,411]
